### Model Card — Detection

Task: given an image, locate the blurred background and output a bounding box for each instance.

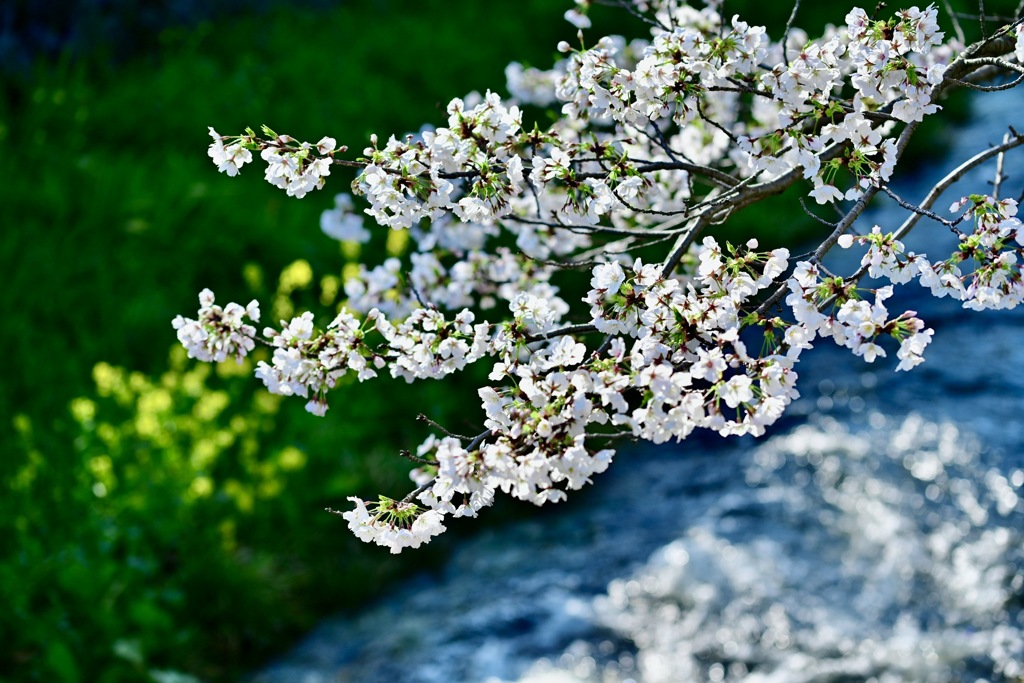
[1,1,1015,682]
[2,2,579,680]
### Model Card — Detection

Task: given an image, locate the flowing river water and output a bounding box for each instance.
[249,90,1024,683]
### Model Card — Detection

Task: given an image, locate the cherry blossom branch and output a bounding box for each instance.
[416,414,474,441]
[799,198,840,228]
[593,0,671,31]
[754,186,881,317]
[879,185,964,230]
[781,0,802,66]
[948,73,1024,91]
[526,323,599,343]
[661,214,713,277]
[894,130,1024,241]
[576,160,740,188]
[993,132,1010,199]
[941,0,967,46]
[189,1,1024,553]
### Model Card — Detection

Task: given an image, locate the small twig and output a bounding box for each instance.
[416,414,472,440]
[526,323,599,344]
[640,121,682,164]
[594,333,616,357]
[799,197,839,228]
[782,0,802,66]
[405,272,429,308]
[946,73,1024,92]
[399,449,436,466]
[879,185,961,229]
[590,429,641,441]
[816,262,843,279]
[960,64,1008,85]
[592,0,671,31]
[716,79,776,99]
[578,159,741,189]
[329,158,369,170]
[993,132,1010,199]
[813,187,881,262]
[506,214,682,237]
[829,199,848,220]
[611,184,693,216]
[791,248,819,261]
[400,482,432,504]
[942,0,966,46]
[834,102,906,124]
[754,186,881,317]
[466,428,492,453]
[842,263,872,291]
[538,257,603,270]
[696,98,741,146]
[571,235,638,262]
[894,131,1024,242]
[661,215,712,277]
[626,229,692,253]
[952,11,1021,22]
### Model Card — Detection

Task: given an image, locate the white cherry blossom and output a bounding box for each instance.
[183,0,1024,550]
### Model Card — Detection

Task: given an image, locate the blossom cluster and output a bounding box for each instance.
[183,0,1024,551]
[577,244,801,442]
[207,128,252,177]
[338,496,446,554]
[206,126,344,199]
[260,134,340,199]
[352,93,526,230]
[172,288,260,364]
[838,196,1024,311]
[250,305,491,415]
[786,264,933,371]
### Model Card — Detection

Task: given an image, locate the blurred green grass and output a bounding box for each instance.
[0,0,1002,680]
[1,2,580,680]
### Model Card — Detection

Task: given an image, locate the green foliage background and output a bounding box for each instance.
[2,3,579,679]
[0,0,1006,680]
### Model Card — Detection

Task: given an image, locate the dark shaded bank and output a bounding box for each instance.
[0,0,336,73]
